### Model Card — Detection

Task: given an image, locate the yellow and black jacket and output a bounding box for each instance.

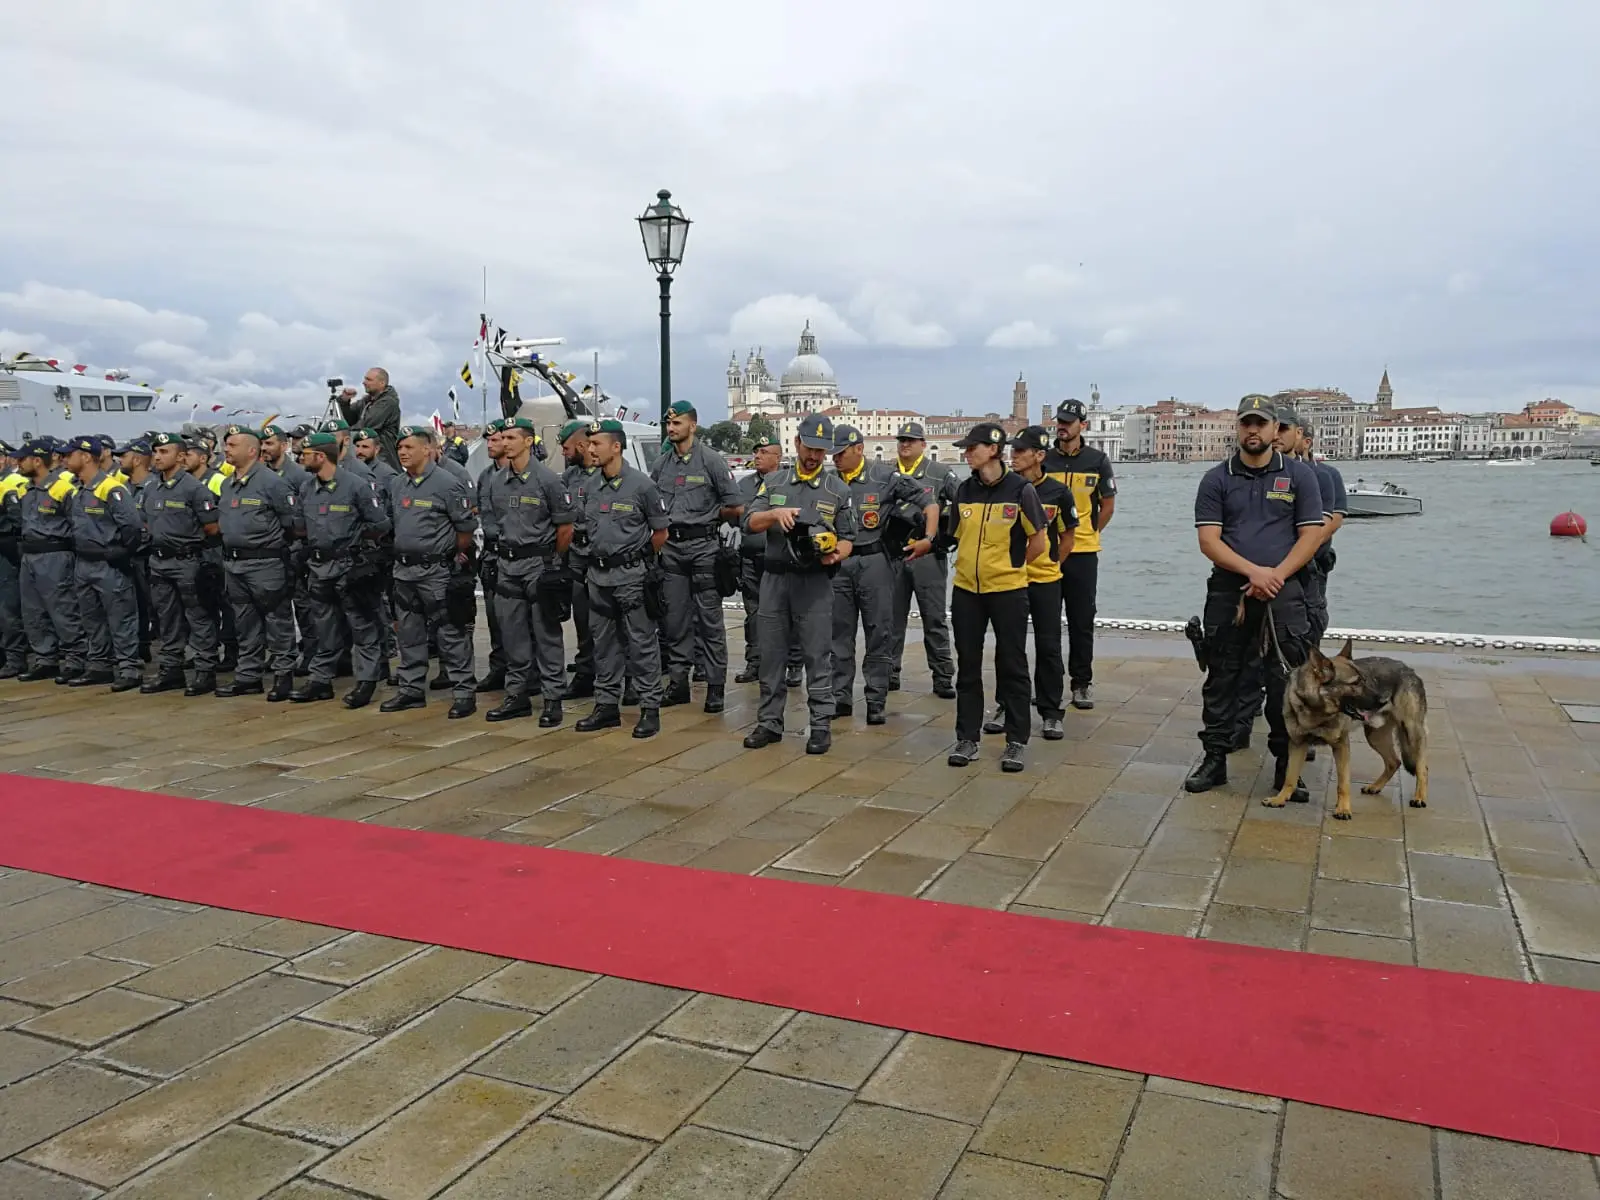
[1024,475,1078,585]
[949,468,1047,594]
[1042,442,1115,554]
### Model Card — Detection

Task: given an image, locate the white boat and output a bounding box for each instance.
[0,355,167,445]
[1345,479,1423,517]
[1485,458,1533,467]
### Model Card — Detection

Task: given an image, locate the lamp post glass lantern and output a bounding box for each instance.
[637,190,690,428]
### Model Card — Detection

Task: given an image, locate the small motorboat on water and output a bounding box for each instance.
[1345,479,1423,517]
[1485,458,1533,466]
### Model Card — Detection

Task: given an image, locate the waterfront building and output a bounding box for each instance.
[725,323,858,419]
[1523,398,1580,429]
[1361,410,1462,457]
[1121,411,1156,460]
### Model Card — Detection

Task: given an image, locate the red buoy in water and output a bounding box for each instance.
[1550,511,1587,537]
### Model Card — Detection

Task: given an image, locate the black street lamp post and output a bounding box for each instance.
[636,189,690,429]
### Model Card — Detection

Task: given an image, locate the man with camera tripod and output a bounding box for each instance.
[334,369,402,473]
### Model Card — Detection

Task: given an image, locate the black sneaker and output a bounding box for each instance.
[1184,753,1228,793]
[743,726,782,749]
[982,705,1005,735]
[947,740,979,767]
[1000,742,1026,773]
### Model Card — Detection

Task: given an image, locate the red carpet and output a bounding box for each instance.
[3,777,1599,1154]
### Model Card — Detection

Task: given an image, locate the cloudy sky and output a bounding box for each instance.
[4,0,1597,425]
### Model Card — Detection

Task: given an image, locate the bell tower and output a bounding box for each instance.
[726,352,742,411]
[1376,368,1393,414]
[1011,373,1028,424]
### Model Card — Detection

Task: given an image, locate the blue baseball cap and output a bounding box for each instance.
[116,439,152,456]
[65,434,101,456]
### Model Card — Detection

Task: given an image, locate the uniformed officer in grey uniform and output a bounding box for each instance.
[291,432,392,706]
[474,419,510,694]
[733,435,802,687]
[10,439,83,681]
[64,435,144,691]
[828,424,939,725]
[261,423,315,673]
[558,419,599,699]
[574,419,670,740]
[485,417,576,726]
[741,415,857,756]
[183,437,237,672]
[214,425,303,701]
[0,441,28,677]
[887,422,958,698]
[115,438,156,663]
[139,432,221,696]
[353,428,399,490]
[649,400,743,713]
[382,425,479,718]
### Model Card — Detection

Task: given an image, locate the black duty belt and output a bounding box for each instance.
[852,540,889,557]
[393,551,453,567]
[497,542,555,562]
[482,537,500,555]
[591,549,648,571]
[223,546,286,561]
[151,544,203,560]
[21,536,72,554]
[73,545,131,562]
[308,548,352,565]
[668,524,716,542]
[764,559,829,575]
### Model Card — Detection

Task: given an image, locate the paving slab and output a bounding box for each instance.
[749,1013,903,1090]
[17,986,178,1048]
[1106,1091,1276,1199]
[435,1118,649,1200]
[0,1160,101,1200]
[108,1124,327,1200]
[937,1154,1103,1199]
[554,1036,742,1141]
[1276,1101,1436,1200]
[608,1125,799,1200]
[971,1060,1141,1178]
[692,1069,854,1151]
[858,1033,1019,1124]
[771,1102,971,1200]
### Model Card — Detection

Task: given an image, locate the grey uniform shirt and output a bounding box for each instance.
[563,462,597,558]
[740,465,857,567]
[582,463,669,585]
[267,457,309,488]
[218,465,300,551]
[438,455,469,483]
[141,470,219,550]
[476,464,505,544]
[834,461,926,549]
[71,470,142,553]
[495,461,574,553]
[650,440,740,529]
[736,469,780,556]
[18,471,77,543]
[391,462,477,559]
[300,468,392,553]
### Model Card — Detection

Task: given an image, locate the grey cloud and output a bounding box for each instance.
[2,0,1598,420]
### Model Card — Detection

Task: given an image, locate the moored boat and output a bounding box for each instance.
[1345,479,1423,517]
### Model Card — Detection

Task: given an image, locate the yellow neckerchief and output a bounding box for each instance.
[841,461,865,485]
[896,454,924,476]
[794,461,822,483]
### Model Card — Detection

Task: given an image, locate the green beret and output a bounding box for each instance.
[504,417,536,433]
[261,423,290,439]
[321,418,350,432]
[666,400,696,418]
[303,431,339,451]
[224,425,262,441]
[558,419,588,443]
[150,432,184,448]
[594,419,625,435]
[397,425,433,441]
[482,419,504,434]
[752,434,777,448]
[353,427,378,441]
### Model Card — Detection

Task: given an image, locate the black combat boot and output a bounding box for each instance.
[0,662,20,680]
[1272,757,1310,804]
[219,643,239,672]
[267,674,295,702]
[785,665,803,688]
[69,669,113,688]
[474,669,507,694]
[110,674,142,693]
[734,665,759,684]
[662,679,691,707]
[429,668,451,691]
[1184,753,1228,793]
[185,672,216,697]
[539,699,563,728]
[486,694,533,723]
[342,680,377,709]
[379,690,425,712]
[447,696,476,719]
[866,704,887,726]
[743,726,781,749]
[805,725,832,755]
[562,674,595,700]
[576,703,621,732]
[140,672,186,695]
[621,681,639,707]
[290,680,334,703]
[633,707,660,739]
[18,663,58,682]
[703,686,725,714]
[834,701,854,719]
[216,677,264,697]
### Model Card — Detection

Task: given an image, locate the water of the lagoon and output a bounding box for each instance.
[1074,459,1600,638]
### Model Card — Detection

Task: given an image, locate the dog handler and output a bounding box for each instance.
[1184,395,1324,799]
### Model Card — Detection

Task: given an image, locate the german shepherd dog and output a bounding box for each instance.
[1263,639,1429,820]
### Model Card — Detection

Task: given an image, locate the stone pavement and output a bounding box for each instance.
[2,632,1599,1198]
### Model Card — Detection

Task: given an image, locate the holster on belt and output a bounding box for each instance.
[642,564,667,622]
[537,567,573,624]
[712,540,740,598]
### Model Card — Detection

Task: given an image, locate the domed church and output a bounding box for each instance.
[726,322,857,419]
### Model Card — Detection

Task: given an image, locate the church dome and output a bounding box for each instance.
[779,321,837,390]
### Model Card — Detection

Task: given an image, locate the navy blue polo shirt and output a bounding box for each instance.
[1310,459,1347,517]
[1194,451,1323,566]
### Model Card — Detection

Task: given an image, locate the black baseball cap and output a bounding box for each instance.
[1276,405,1302,429]
[954,422,1009,450]
[896,421,926,440]
[831,424,863,452]
[1237,394,1275,420]
[796,415,834,450]
[1055,398,1087,423]
[1010,425,1051,452]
